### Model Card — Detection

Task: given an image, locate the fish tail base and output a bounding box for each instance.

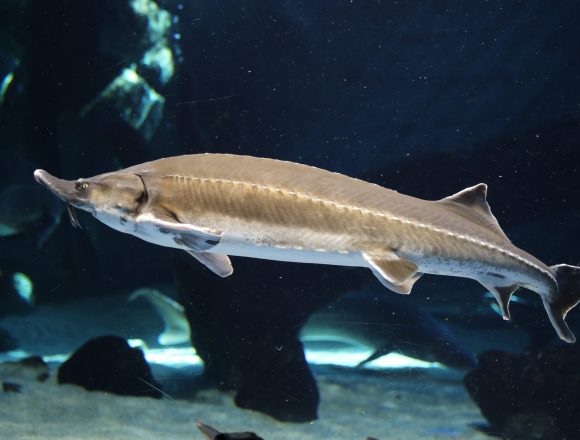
[544,264,580,343]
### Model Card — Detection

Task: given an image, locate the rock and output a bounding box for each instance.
[0,325,19,352]
[464,345,580,440]
[196,420,264,440]
[174,255,368,422]
[58,335,162,399]
[19,356,50,382]
[1,0,176,175]
[79,0,175,140]
[82,67,165,141]
[0,355,49,383]
[2,382,22,393]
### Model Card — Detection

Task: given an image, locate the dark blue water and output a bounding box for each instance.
[0,1,579,438]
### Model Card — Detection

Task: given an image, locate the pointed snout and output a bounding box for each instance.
[33,169,76,202]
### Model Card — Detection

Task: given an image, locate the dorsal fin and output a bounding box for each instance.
[440,183,510,241]
[445,183,489,207]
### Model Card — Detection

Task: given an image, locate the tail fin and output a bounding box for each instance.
[543,264,580,343]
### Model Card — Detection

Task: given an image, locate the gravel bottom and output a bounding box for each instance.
[0,361,490,440]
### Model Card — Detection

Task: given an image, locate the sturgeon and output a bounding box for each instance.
[127,286,476,369]
[33,154,580,342]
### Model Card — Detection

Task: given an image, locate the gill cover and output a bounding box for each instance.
[81,172,147,215]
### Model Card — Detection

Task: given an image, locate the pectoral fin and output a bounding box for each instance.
[160,224,222,252]
[186,251,234,277]
[363,252,420,294]
[141,210,232,277]
[145,209,223,252]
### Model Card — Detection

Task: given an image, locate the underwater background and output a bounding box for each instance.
[1,1,580,439]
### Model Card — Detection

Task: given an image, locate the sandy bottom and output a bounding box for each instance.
[0,360,489,440]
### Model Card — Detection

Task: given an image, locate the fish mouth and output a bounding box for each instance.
[34,169,84,228]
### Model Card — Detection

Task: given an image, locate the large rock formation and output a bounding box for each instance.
[464,344,580,440]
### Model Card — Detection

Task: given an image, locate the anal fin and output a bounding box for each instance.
[363,251,420,295]
[482,283,519,320]
[186,251,233,278]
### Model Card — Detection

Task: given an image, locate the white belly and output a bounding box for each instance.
[211,239,366,267]
[101,210,366,268]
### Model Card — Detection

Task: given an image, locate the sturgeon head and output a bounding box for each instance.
[33,169,147,230]
[33,166,233,277]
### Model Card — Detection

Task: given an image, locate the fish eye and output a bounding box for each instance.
[82,183,89,189]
